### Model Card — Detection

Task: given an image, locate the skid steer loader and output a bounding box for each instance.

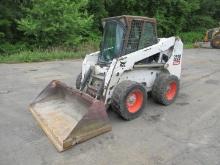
[194,27,220,49]
[29,15,183,152]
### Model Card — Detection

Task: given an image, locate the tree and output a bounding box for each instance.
[191,0,220,29]
[0,0,27,43]
[1,0,220,52]
[88,0,108,32]
[17,0,93,47]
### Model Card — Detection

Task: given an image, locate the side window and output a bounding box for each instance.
[139,22,157,49]
[125,20,143,54]
[125,21,157,55]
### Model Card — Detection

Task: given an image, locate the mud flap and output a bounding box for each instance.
[29,80,111,152]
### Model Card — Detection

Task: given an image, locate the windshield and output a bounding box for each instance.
[99,21,124,63]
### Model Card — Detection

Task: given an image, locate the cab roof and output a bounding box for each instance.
[102,15,156,24]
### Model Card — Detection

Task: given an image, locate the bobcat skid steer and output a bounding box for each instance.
[29,15,183,152]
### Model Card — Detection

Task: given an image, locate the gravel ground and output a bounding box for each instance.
[0,48,220,165]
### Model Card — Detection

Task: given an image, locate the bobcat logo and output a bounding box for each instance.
[173,54,181,65]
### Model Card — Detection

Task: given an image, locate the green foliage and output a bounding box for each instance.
[17,0,93,47]
[154,0,201,36]
[88,0,108,31]
[0,40,100,63]
[178,31,204,43]
[105,0,149,16]
[0,0,21,42]
[0,42,28,55]
[104,0,220,36]
[0,0,220,60]
[184,43,194,49]
[0,50,83,63]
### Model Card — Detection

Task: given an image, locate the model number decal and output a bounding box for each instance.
[173,54,181,65]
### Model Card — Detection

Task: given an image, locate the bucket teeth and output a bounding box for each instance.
[29,80,111,152]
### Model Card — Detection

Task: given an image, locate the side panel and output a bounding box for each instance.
[166,38,183,79]
[119,69,160,90]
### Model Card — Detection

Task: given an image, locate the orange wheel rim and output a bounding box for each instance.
[126,89,144,113]
[166,81,177,101]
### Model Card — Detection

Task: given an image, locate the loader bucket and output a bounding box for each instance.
[29,80,111,152]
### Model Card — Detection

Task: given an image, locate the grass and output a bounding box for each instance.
[0,36,196,64]
[0,43,195,63]
[0,31,203,63]
[0,40,100,63]
[0,50,86,63]
[178,31,204,49]
[184,43,194,49]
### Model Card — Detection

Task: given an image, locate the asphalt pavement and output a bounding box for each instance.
[0,49,220,165]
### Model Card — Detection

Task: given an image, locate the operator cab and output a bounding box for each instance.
[99,15,158,63]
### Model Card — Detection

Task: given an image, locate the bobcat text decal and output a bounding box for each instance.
[173,54,181,65]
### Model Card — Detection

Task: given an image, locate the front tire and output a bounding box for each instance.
[152,73,179,105]
[211,36,220,49]
[112,81,147,120]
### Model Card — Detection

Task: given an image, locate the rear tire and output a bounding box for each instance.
[112,81,147,120]
[75,72,82,89]
[211,36,220,49]
[152,73,179,105]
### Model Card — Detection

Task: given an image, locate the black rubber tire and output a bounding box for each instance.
[211,36,220,49]
[152,73,179,105]
[112,80,147,120]
[75,72,82,89]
